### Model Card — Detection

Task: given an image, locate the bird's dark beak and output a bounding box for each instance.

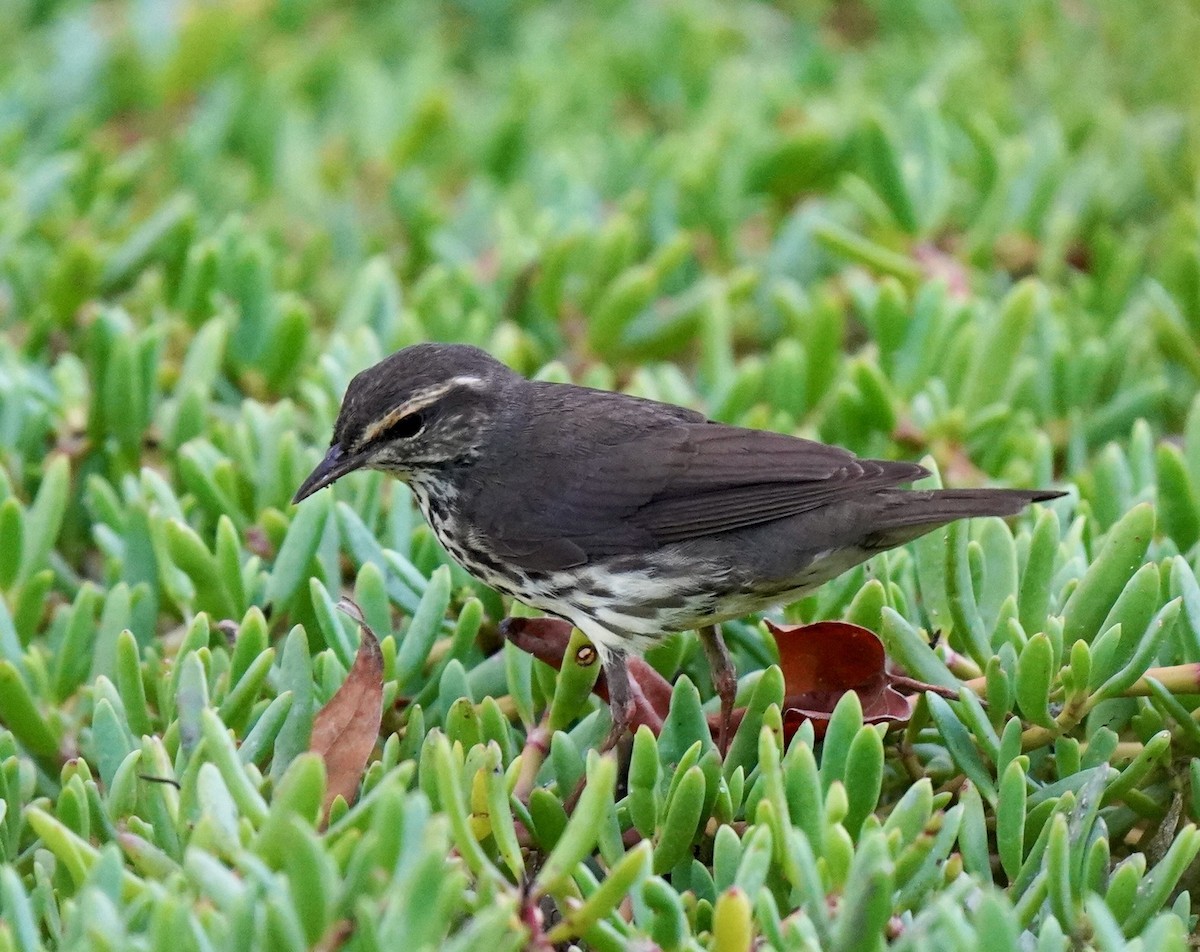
[292,444,365,504]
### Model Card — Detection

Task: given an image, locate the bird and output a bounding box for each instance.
[294,342,1064,751]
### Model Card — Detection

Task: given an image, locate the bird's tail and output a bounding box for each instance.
[867,488,1065,547]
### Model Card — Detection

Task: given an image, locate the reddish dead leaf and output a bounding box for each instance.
[311,599,384,815]
[499,616,575,668]
[772,619,888,693]
[768,619,917,739]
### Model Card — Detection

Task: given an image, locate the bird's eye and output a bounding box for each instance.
[382,411,426,441]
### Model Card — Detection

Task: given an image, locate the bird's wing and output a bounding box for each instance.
[628,422,926,542]
[627,426,927,542]
[470,400,927,572]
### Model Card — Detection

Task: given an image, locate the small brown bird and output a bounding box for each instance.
[295,343,1062,749]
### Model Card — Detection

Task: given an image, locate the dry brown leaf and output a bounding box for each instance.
[311,598,384,815]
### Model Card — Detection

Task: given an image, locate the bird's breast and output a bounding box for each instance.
[407,474,531,598]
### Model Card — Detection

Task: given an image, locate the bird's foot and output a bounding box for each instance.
[599,697,636,753]
[598,648,635,753]
[565,697,632,814]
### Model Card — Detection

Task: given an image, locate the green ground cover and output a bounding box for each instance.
[2,0,1200,947]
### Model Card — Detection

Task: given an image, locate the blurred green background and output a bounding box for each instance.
[4,0,1199,487]
[4,0,1200,948]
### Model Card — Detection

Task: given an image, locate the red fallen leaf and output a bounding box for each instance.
[501,616,948,742]
[499,616,578,668]
[311,599,384,815]
[767,619,913,739]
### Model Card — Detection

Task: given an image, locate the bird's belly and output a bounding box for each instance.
[524,546,874,648]
[507,559,757,651]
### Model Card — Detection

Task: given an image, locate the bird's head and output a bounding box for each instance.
[292,343,516,504]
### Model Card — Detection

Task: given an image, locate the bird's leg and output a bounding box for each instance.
[599,647,634,753]
[699,624,737,755]
[562,646,633,813]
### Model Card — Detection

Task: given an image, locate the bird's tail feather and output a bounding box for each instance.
[867,488,1065,547]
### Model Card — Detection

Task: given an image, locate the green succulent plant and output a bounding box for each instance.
[2,0,1200,948]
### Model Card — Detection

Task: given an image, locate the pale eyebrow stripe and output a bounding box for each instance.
[359,375,484,446]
